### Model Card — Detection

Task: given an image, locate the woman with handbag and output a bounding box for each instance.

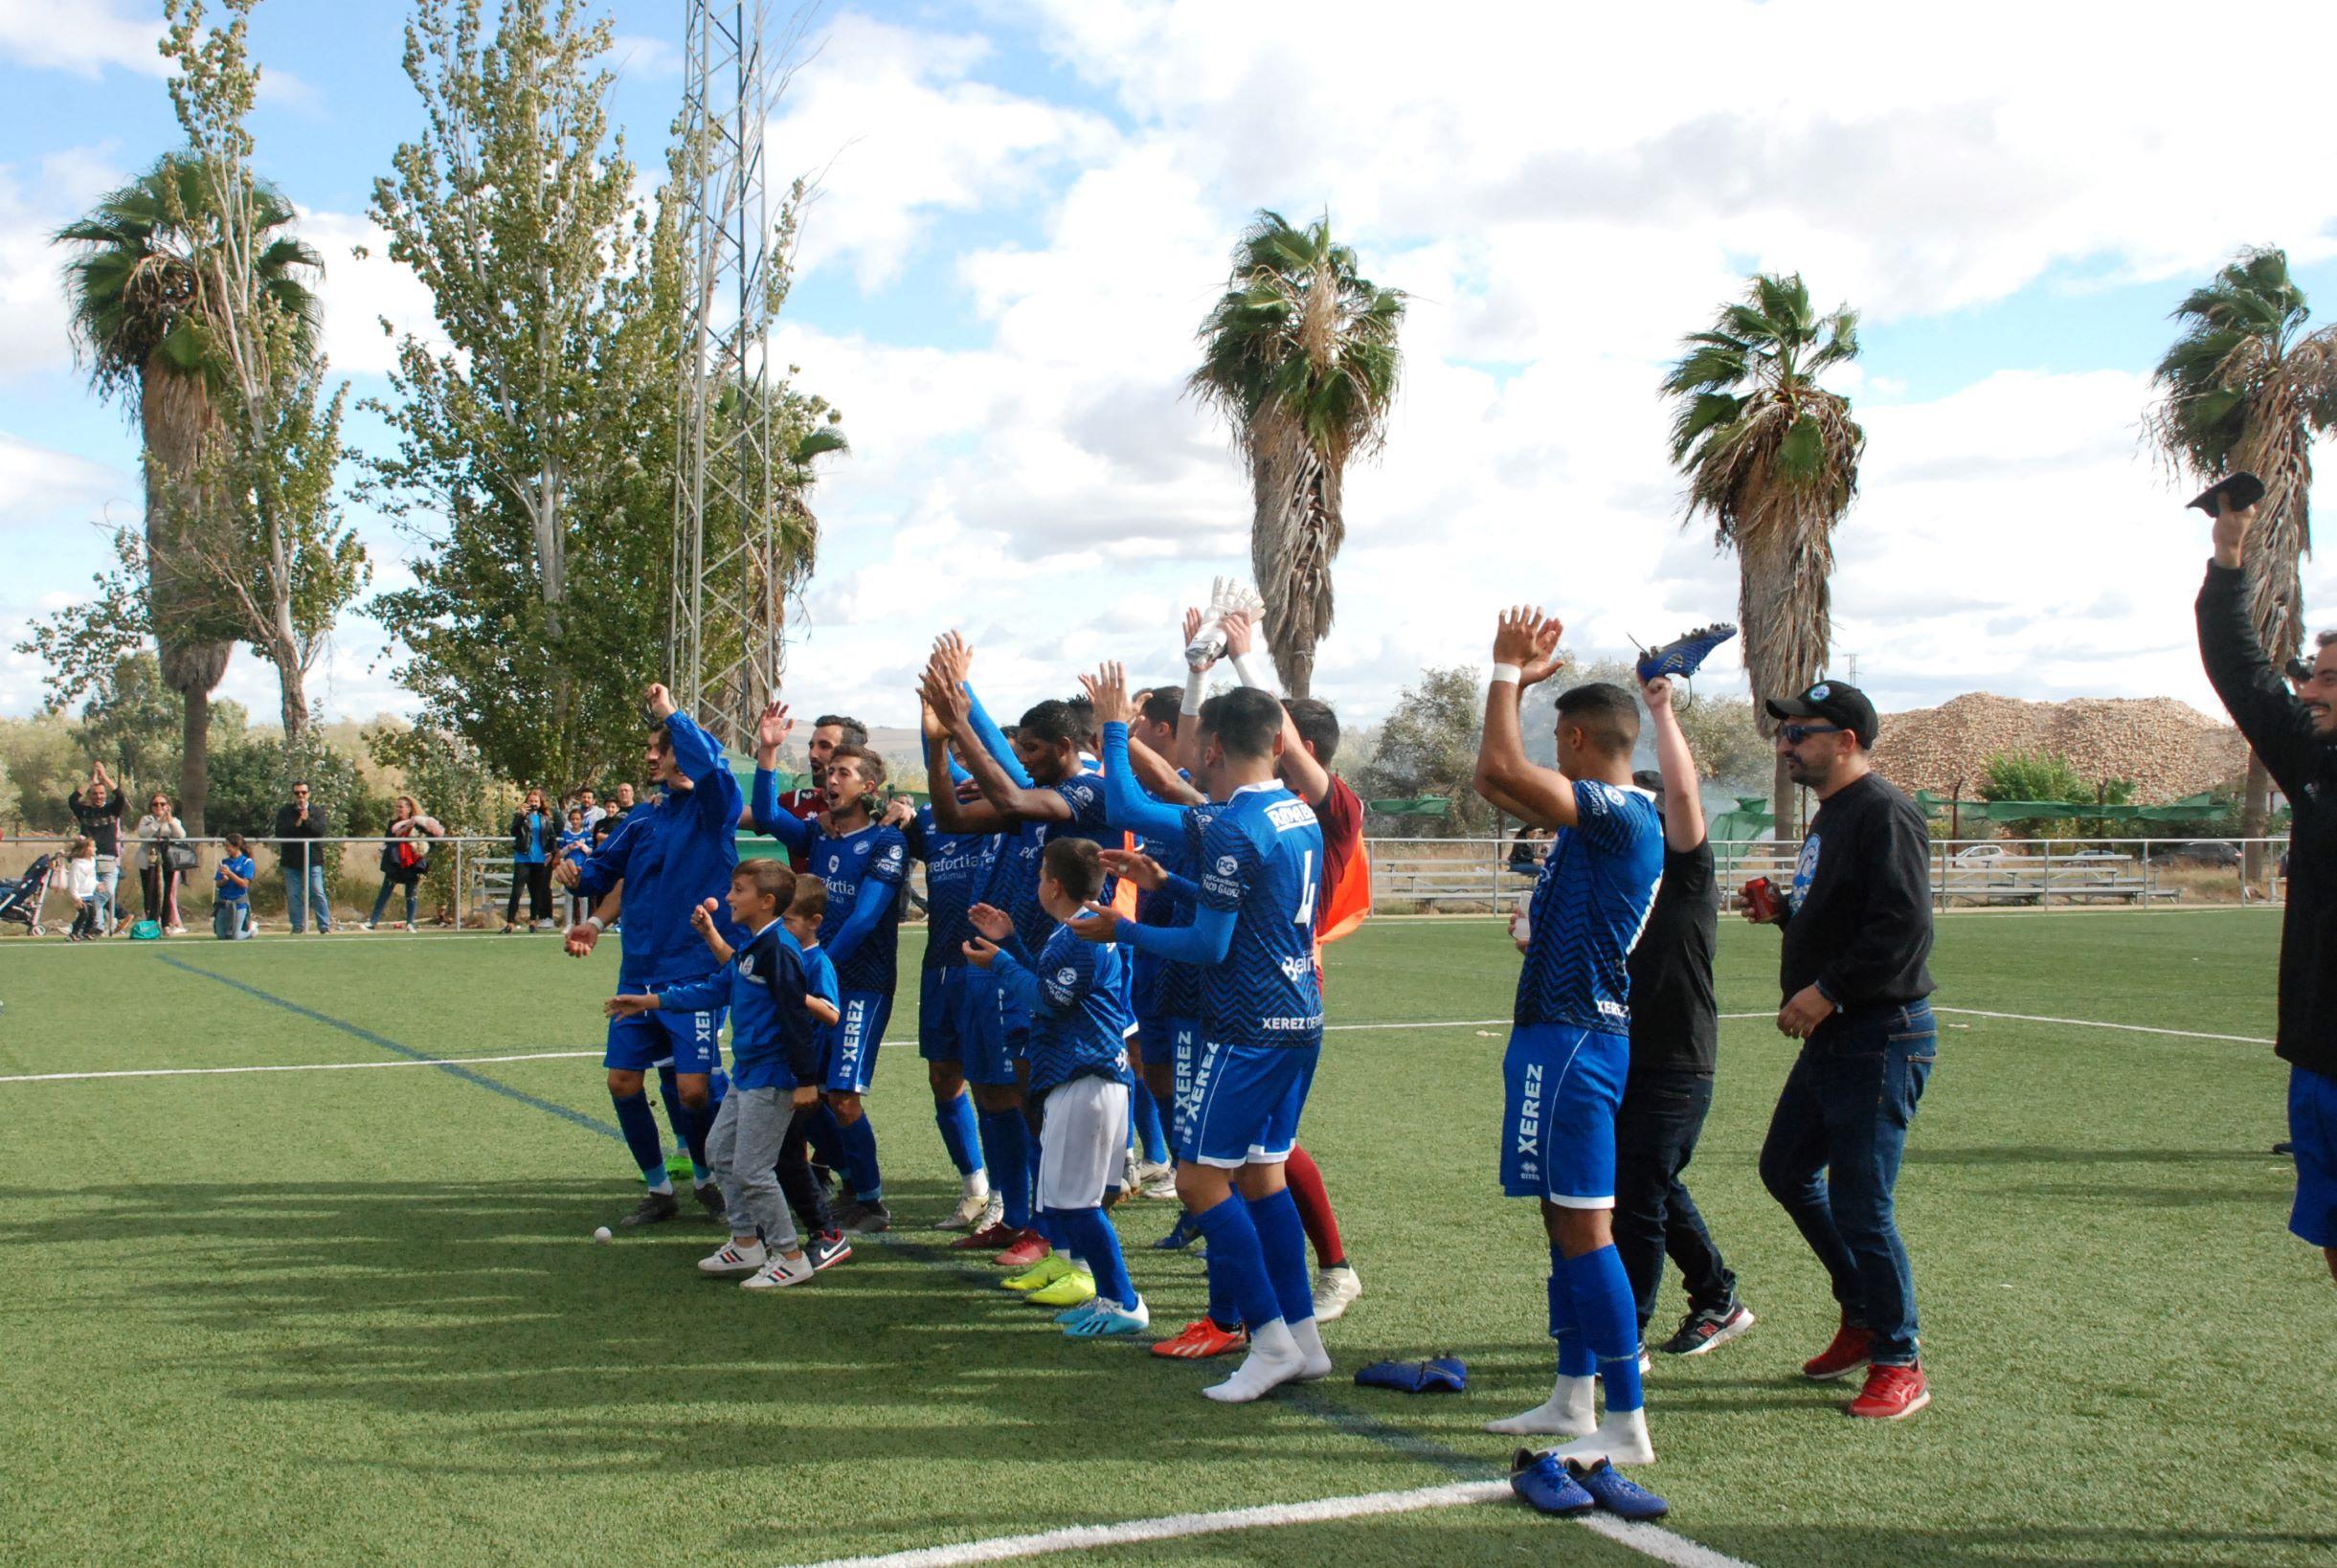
[135,792,190,934]
[367,795,446,931]
[505,786,555,932]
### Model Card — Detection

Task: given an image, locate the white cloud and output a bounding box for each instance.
[298,209,445,378]
[0,0,163,78]
[0,432,129,526]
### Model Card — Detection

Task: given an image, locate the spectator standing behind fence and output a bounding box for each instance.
[65,837,100,941]
[1747,680,1938,1423]
[136,793,189,933]
[608,781,638,823]
[368,795,445,932]
[69,763,124,935]
[213,834,255,939]
[274,781,333,934]
[506,787,556,932]
[577,788,604,830]
[2196,493,2337,1285]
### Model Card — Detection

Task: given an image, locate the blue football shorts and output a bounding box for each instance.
[2290,1064,2337,1249]
[918,966,969,1064]
[959,964,1028,1087]
[821,988,895,1095]
[605,978,723,1077]
[1140,1015,1201,1149]
[1180,1040,1318,1170]
[1500,1022,1629,1208]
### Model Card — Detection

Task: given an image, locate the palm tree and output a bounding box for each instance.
[1190,210,1404,698]
[56,153,322,830]
[1661,272,1865,837]
[2146,246,2337,874]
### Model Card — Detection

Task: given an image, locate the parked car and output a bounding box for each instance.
[2147,840,2240,867]
[1951,842,2005,864]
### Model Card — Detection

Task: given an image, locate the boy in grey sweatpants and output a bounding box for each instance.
[608,861,830,1289]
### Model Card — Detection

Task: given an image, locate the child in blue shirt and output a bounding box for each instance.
[608,861,828,1289]
[213,834,255,940]
[775,879,847,1257]
[966,836,1145,1337]
[557,808,594,928]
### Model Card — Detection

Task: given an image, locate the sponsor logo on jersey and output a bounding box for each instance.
[855,840,871,856]
[1055,966,1079,986]
[1260,1013,1324,1032]
[1266,797,1316,833]
[1279,953,1314,984]
[1215,854,1238,876]
[1517,1062,1543,1164]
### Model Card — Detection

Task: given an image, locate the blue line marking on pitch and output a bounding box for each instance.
[155,952,622,1140]
[157,956,1519,1497]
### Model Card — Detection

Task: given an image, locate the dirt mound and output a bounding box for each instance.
[1871,693,2247,804]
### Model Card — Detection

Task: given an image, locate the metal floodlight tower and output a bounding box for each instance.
[671,0,782,752]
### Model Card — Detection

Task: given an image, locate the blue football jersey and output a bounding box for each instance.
[660,920,820,1091]
[997,922,1135,1094]
[1192,783,1324,1051]
[910,805,997,972]
[1515,779,1664,1034]
[1137,796,1220,1022]
[806,821,909,994]
[799,942,839,1013]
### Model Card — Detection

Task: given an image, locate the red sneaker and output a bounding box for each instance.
[1845,1361,1929,1420]
[993,1229,1051,1269]
[949,1221,1016,1252]
[1149,1318,1247,1359]
[1802,1318,1875,1381]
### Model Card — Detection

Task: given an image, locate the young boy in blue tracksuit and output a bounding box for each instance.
[964,836,1146,1337]
[609,860,826,1289]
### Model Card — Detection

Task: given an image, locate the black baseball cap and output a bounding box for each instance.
[1765,680,1878,748]
[2189,470,2264,518]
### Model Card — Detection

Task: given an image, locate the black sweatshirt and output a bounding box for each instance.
[2197,561,2337,1079]
[1778,772,1936,1013]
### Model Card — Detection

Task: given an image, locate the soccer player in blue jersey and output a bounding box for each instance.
[1076,677,1328,1401]
[556,683,746,1228]
[1472,608,1666,1467]
[606,860,826,1289]
[900,731,1003,1232]
[964,837,1149,1337]
[750,710,910,1237]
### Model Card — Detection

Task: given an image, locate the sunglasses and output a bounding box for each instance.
[1780,724,1845,746]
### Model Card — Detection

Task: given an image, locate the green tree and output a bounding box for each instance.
[48,142,321,825]
[73,652,187,797]
[2146,246,2337,871]
[0,714,87,833]
[1353,665,1488,834]
[1190,210,1404,697]
[1661,273,1865,837]
[1978,750,2137,840]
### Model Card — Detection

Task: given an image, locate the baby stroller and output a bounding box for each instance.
[0,853,58,935]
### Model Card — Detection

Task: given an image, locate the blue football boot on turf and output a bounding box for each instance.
[1509,1449,1593,1516]
[1153,1210,1202,1250]
[1567,1457,1668,1520]
[1634,622,1738,685]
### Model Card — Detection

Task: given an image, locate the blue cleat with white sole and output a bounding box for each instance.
[1635,622,1738,685]
[1065,1298,1150,1338]
[1567,1456,1668,1519]
[1509,1448,1594,1515]
[1153,1210,1202,1250]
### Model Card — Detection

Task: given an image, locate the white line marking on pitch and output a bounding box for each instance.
[794,1479,1754,1568]
[1927,1006,2269,1045]
[0,1049,600,1084]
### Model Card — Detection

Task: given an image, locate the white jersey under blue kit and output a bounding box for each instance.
[1500,778,1662,1207]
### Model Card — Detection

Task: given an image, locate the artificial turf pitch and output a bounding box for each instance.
[0,910,2329,1567]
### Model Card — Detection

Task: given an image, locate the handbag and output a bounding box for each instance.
[166,840,198,872]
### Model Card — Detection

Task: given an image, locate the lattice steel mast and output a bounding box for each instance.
[669,0,782,751]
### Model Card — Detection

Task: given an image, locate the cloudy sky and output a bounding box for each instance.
[4,0,2336,733]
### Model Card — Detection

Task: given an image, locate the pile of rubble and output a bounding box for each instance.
[1871,693,2248,804]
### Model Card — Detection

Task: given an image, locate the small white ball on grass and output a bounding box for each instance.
[592,1225,613,1244]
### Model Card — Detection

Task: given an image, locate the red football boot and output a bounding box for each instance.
[948,1221,1016,1252]
[1802,1316,1875,1381]
[992,1229,1051,1269]
[1150,1318,1247,1359]
[1845,1361,1930,1420]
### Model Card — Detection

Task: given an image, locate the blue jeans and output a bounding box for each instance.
[1758,999,1936,1365]
[284,863,331,931]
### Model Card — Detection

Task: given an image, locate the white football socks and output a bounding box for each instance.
[1203,1318,1303,1403]
[1484,1372,1596,1437]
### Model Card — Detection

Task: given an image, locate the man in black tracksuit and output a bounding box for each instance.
[1749,679,1937,1422]
[2195,494,2337,1283]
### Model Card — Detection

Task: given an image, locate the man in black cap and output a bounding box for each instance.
[2195,493,2337,1284]
[1745,678,1937,1421]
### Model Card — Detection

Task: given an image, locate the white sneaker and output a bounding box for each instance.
[741,1251,816,1290]
[1134,1160,1178,1199]
[698,1240,768,1275]
[1313,1263,1362,1322]
[1485,1372,1597,1437]
[1541,1406,1655,1467]
[938,1191,1000,1232]
[1202,1320,1305,1403]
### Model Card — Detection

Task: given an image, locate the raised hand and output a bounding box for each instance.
[920,662,969,729]
[1494,607,1566,685]
[1083,661,1134,727]
[644,683,676,719]
[966,901,1012,942]
[1223,608,1253,659]
[690,898,718,938]
[1099,847,1166,890]
[2213,495,2258,569]
[1181,606,1212,670]
[1642,674,1675,713]
[932,630,973,688]
[755,700,794,760]
[918,693,946,743]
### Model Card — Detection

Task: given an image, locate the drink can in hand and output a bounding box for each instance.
[1742,876,1780,923]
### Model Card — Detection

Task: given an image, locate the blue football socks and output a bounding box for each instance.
[935,1089,983,1178]
[1193,1193,1281,1335]
[977,1109,1031,1229]
[1550,1245,1595,1377]
[838,1113,883,1202]
[655,1064,714,1183]
[1247,1186,1316,1325]
[1130,1078,1169,1166]
[1567,1244,1644,1412]
[1055,1206,1135,1309]
[612,1090,671,1192]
